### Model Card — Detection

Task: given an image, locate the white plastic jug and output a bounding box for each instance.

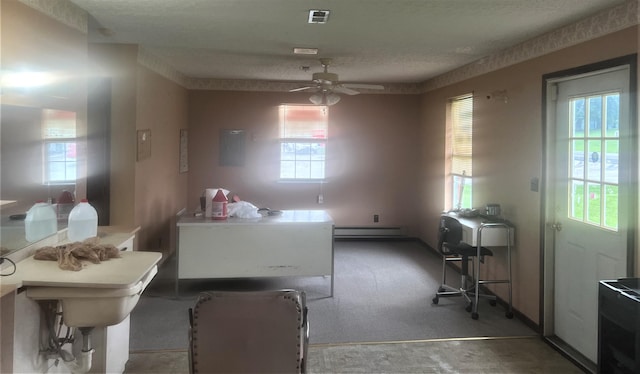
[211,189,228,220]
[67,199,98,242]
[25,202,58,242]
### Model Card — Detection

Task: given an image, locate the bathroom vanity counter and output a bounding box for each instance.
[6,251,161,289]
[1,225,143,289]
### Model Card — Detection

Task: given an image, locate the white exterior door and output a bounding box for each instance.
[545,66,631,362]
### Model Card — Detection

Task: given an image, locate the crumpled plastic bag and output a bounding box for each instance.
[227,201,261,219]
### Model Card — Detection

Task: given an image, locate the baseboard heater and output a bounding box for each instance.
[334,226,407,239]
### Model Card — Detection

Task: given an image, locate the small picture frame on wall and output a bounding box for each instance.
[179,129,188,173]
[137,129,151,161]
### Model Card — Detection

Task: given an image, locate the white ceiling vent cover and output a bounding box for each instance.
[308,10,330,24]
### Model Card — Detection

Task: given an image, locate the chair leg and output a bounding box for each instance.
[433,256,474,306]
[440,255,447,290]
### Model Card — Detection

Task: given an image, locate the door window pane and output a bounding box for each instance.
[604,184,618,229]
[570,180,584,220]
[568,92,619,231]
[604,140,618,184]
[587,96,602,137]
[586,183,601,225]
[571,139,584,179]
[571,98,585,137]
[587,139,601,182]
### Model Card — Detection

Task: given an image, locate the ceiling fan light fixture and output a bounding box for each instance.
[309,92,340,106]
[326,92,341,105]
[309,93,323,105]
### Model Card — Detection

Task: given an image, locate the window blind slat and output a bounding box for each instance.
[280,105,328,139]
[451,96,472,176]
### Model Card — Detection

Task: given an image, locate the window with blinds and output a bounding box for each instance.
[447,95,473,209]
[42,109,77,184]
[279,105,328,180]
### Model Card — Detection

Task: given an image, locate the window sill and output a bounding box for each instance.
[278,179,326,184]
[43,182,76,186]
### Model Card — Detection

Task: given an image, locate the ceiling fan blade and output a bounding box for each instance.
[342,83,385,90]
[333,86,360,95]
[289,86,315,93]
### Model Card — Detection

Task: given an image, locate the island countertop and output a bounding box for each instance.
[178,209,334,226]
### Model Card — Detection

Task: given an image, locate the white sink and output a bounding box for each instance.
[23,251,161,327]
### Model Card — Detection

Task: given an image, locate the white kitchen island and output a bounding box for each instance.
[176,210,335,296]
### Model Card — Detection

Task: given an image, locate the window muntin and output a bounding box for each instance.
[279,105,327,180]
[447,95,473,210]
[568,92,619,231]
[42,109,76,184]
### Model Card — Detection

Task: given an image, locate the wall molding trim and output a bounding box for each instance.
[137,47,187,87]
[18,0,87,34]
[183,78,422,94]
[420,0,639,92]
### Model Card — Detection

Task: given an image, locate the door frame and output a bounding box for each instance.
[540,54,637,370]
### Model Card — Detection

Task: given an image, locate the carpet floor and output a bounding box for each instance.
[124,336,583,373]
[131,240,537,351]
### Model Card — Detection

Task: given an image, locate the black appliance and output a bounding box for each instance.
[598,278,640,373]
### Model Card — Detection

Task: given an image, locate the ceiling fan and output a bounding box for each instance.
[290,58,384,105]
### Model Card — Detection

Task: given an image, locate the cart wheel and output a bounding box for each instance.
[472,312,479,320]
[465,303,472,312]
[506,311,514,319]
[432,296,439,305]
[489,299,497,306]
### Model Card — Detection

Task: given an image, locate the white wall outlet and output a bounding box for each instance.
[317,194,324,204]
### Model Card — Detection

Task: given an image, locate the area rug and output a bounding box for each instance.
[124,336,583,373]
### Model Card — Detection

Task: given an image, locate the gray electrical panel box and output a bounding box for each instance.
[219,129,246,166]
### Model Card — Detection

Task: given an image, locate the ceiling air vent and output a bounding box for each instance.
[308,10,330,24]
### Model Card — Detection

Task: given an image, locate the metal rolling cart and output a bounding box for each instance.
[473,221,514,320]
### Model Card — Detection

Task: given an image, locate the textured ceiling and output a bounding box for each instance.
[69,0,627,85]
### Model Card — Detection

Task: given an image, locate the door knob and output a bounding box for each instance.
[548,222,562,231]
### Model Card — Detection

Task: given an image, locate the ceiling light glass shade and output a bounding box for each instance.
[325,93,340,105]
[309,93,323,105]
[309,92,341,106]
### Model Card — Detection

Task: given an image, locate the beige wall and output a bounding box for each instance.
[135,65,189,255]
[417,26,638,324]
[88,44,189,255]
[187,91,422,233]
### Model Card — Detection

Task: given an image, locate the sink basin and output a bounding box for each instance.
[23,251,161,327]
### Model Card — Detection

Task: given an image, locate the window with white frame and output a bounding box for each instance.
[42,109,77,184]
[279,105,327,180]
[446,94,473,210]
